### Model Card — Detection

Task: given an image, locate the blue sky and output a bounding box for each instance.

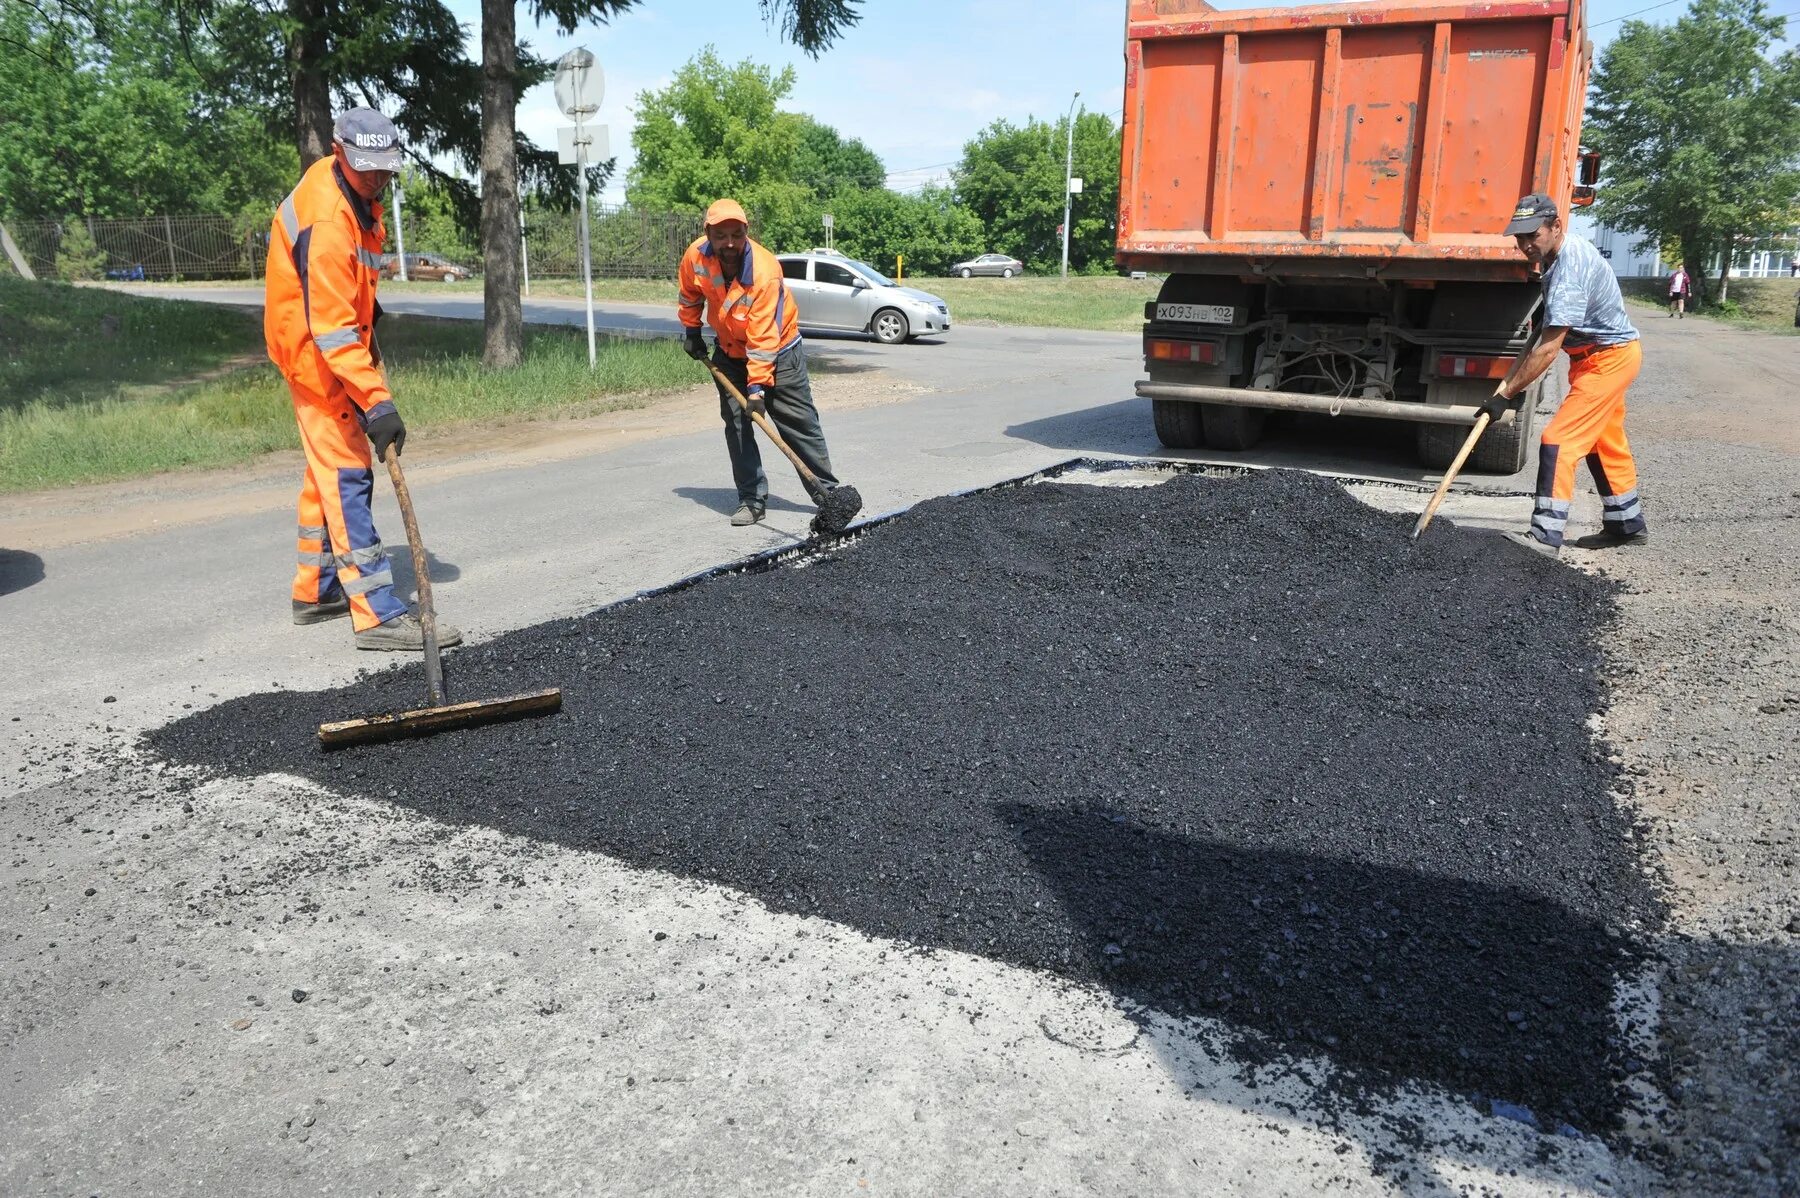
[438,0,1788,204]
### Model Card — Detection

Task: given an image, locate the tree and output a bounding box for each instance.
[1587,0,1800,302]
[0,1,296,220]
[952,111,1121,274]
[54,218,107,280]
[794,116,884,194]
[828,186,984,275]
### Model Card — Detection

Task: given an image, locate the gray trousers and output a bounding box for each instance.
[711,342,839,506]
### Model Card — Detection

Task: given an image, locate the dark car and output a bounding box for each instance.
[949,253,1025,279]
[381,252,474,282]
[105,264,146,282]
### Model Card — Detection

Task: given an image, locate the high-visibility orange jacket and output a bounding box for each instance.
[264,156,394,419]
[677,236,801,390]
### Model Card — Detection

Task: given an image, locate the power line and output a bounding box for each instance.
[1591,0,1688,28]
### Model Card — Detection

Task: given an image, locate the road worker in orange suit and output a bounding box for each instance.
[678,198,843,527]
[1481,193,1648,557]
[265,107,460,649]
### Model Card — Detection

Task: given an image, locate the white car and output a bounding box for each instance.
[777,252,951,344]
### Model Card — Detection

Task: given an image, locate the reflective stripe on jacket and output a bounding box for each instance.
[264,157,393,417]
[677,236,800,390]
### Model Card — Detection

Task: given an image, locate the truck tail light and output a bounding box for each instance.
[1437,354,1513,379]
[1148,338,1219,365]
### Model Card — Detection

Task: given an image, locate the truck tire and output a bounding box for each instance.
[1152,399,1206,449]
[1201,403,1266,451]
[1415,379,1539,474]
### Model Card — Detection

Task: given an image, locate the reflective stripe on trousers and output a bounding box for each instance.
[288,383,406,631]
[1531,340,1645,547]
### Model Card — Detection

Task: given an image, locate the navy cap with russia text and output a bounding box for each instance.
[1504,193,1558,236]
[333,108,403,172]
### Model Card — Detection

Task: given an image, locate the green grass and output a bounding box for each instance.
[1619,275,1799,333]
[0,280,700,492]
[1,276,266,413]
[917,275,1159,332]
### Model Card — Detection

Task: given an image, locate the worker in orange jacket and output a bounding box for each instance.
[1482,193,1648,556]
[678,198,841,526]
[265,108,459,650]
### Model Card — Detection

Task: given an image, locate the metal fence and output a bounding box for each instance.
[4,202,706,283]
[7,215,263,281]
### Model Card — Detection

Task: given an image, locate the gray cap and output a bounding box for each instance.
[333,108,403,172]
[1503,192,1558,236]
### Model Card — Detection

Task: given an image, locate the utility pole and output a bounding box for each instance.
[1060,91,1081,280]
[392,176,409,282]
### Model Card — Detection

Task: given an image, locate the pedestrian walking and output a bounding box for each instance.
[677,198,843,527]
[264,107,460,650]
[1477,193,1648,556]
[1667,264,1690,318]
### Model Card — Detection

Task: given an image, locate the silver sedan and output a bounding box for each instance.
[777,252,952,344]
[949,253,1025,279]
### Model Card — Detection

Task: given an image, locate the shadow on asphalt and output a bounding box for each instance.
[385,545,458,603]
[1004,400,1431,477]
[0,549,46,596]
[671,486,813,517]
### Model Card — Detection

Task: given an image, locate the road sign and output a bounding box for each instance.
[557,125,609,166]
[554,49,605,117]
[1069,176,1084,194]
[821,213,834,229]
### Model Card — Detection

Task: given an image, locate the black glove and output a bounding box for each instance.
[366,409,406,462]
[744,384,769,417]
[1474,393,1510,427]
[682,330,708,361]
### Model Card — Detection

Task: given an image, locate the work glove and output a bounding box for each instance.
[744,384,769,418]
[1473,393,1511,428]
[682,330,708,361]
[366,409,406,462]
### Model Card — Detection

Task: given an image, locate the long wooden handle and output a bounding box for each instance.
[706,362,822,490]
[384,452,446,706]
[1411,413,1490,541]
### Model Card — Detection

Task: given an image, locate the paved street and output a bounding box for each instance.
[5,294,1794,1195]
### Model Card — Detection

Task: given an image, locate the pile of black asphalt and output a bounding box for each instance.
[147,468,1662,1134]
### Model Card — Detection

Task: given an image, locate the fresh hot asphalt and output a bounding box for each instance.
[147,468,1661,1134]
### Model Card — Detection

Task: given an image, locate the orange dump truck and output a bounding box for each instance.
[1118,0,1599,471]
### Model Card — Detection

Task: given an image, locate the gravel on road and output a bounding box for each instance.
[147,468,1662,1137]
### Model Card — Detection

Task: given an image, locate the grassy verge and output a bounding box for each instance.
[916,275,1159,332]
[0,280,699,492]
[1620,275,1799,333]
[387,273,1162,331]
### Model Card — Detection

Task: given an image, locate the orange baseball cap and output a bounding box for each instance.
[704,198,748,228]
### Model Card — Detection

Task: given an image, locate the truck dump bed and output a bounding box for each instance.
[1117,0,1590,279]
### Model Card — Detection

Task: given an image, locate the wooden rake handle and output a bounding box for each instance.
[706,361,824,492]
[385,452,447,707]
[1411,413,1491,541]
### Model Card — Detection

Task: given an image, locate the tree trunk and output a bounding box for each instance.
[1715,234,1733,305]
[479,0,523,368]
[288,0,333,168]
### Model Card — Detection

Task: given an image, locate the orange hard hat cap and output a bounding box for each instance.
[704,198,748,228]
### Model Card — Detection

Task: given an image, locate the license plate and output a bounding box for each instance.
[1156,302,1236,325]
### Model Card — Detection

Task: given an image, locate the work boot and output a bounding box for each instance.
[1503,530,1561,559]
[292,588,350,626]
[730,501,766,527]
[355,612,463,651]
[1572,527,1650,550]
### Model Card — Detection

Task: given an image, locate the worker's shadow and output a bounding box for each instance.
[385,545,459,602]
[0,549,46,597]
[672,486,813,517]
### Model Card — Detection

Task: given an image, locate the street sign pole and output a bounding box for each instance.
[576,114,596,368]
[555,48,606,369]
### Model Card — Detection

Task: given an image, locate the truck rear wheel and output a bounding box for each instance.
[1201,404,1266,451]
[1415,380,1538,474]
[1152,399,1206,449]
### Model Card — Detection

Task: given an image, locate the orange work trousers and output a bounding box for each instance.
[289,384,406,631]
[1530,339,1646,548]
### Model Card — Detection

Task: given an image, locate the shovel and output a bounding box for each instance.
[316,451,562,748]
[705,362,863,536]
[1411,413,1492,541]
